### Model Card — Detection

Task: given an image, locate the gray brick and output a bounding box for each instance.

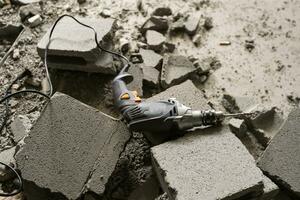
[16,92,130,199]
[151,126,264,200]
[258,108,300,198]
[37,17,117,74]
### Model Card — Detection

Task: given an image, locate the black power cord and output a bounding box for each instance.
[0,14,129,196]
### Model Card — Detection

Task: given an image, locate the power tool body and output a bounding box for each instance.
[112,68,253,137]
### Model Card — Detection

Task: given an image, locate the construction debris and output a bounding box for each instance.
[151,126,264,200]
[37,17,117,74]
[161,55,197,89]
[141,17,169,34]
[258,108,300,198]
[16,93,130,199]
[27,14,42,27]
[152,7,172,17]
[139,48,162,69]
[145,30,166,51]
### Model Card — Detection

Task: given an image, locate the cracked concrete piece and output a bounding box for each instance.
[248,108,284,147]
[139,48,162,69]
[146,30,166,51]
[141,17,169,34]
[184,14,200,36]
[161,55,197,89]
[151,126,264,200]
[37,17,117,74]
[142,66,160,87]
[16,92,130,199]
[257,108,300,198]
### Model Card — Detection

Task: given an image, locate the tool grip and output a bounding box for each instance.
[112,74,142,111]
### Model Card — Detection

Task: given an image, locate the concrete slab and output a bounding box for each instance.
[161,55,197,89]
[151,126,264,200]
[16,92,130,199]
[142,66,160,88]
[146,30,166,51]
[258,108,300,198]
[37,17,117,74]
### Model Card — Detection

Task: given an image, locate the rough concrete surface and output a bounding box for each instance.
[161,55,197,89]
[37,17,117,73]
[16,92,130,199]
[258,108,300,198]
[139,48,162,69]
[258,176,279,200]
[151,126,264,200]
[146,30,166,51]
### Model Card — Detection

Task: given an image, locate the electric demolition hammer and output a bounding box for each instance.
[112,64,255,138]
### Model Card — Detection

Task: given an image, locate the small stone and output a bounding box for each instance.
[145,30,166,51]
[12,49,20,60]
[163,42,176,53]
[228,118,247,139]
[184,14,200,36]
[139,48,162,69]
[27,14,42,27]
[141,17,169,34]
[170,17,185,33]
[203,17,213,30]
[245,39,255,52]
[160,54,197,89]
[152,7,172,17]
[192,33,202,46]
[220,41,231,45]
[10,115,30,142]
[100,8,111,18]
[19,3,41,22]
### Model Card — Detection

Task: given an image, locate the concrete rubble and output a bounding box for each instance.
[151,126,264,200]
[145,30,166,51]
[161,54,198,89]
[139,48,162,70]
[258,108,300,198]
[141,17,169,34]
[37,17,117,74]
[152,7,172,17]
[15,92,130,199]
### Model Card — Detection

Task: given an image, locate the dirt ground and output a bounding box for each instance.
[0,0,299,199]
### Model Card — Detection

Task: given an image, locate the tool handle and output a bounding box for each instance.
[112,73,142,112]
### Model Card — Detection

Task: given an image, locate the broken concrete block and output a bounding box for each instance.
[139,48,162,69]
[127,64,143,97]
[170,18,185,33]
[258,108,300,198]
[16,92,130,199]
[152,7,172,17]
[160,54,197,89]
[37,17,117,74]
[184,14,200,36]
[19,3,41,22]
[142,66,160,88]
[228,118,247,139]
[151,126,264,200]
[0,23,23,40]
[146,80,211,144]
[141,17,169,34]
[248,108,284,147]
[145,30,166,51]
